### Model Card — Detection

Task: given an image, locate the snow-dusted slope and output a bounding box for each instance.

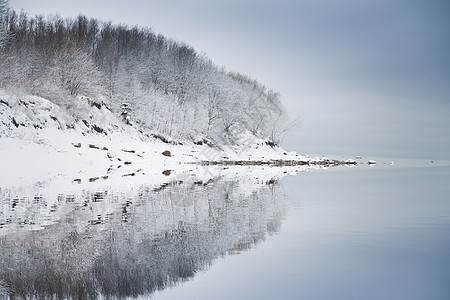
[0,89,309,189]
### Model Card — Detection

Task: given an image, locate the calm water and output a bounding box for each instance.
[1,160,449,299]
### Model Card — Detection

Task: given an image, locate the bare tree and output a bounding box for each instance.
[0,0,9,49]
[47,45,102,97]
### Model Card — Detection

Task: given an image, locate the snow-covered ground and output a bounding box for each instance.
[0,89,314,191]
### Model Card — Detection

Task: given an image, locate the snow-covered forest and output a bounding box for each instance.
[0,0,288,145]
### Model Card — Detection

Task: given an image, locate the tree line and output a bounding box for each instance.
[0,1,289,145]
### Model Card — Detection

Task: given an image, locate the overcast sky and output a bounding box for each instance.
[10,0,450,159]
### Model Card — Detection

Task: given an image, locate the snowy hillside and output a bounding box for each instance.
[0,89,308,188]
[0,9,289,146]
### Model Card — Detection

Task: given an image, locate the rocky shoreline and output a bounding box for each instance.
[197,158,359,167]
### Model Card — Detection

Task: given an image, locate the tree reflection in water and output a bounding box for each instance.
[0,176,286,299]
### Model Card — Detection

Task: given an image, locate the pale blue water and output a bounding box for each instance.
[1,161,449,299]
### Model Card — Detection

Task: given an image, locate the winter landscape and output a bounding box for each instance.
[1,0,450,299]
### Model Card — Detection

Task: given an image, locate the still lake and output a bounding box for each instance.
[1,158,449,299]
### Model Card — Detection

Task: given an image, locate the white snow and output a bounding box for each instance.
[0,89,313,191]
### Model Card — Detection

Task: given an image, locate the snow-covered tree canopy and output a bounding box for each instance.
[0,11,289,145]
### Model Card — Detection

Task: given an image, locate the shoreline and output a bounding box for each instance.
[196,158,357,166]
[0,132,309,190]
[4,130,447,192]
[2,91,446,191]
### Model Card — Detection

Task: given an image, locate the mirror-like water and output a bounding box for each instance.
[1,160,449,299]
[0,173,286,299]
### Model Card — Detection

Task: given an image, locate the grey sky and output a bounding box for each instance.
[10,0,450,158]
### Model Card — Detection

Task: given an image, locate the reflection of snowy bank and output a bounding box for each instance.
[0,172,287,299]
[0,164,302,237]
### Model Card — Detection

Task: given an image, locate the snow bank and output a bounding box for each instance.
[0,89,311,190]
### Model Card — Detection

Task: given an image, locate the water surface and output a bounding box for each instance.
[157,161,450,300]
[1,160,449,299]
